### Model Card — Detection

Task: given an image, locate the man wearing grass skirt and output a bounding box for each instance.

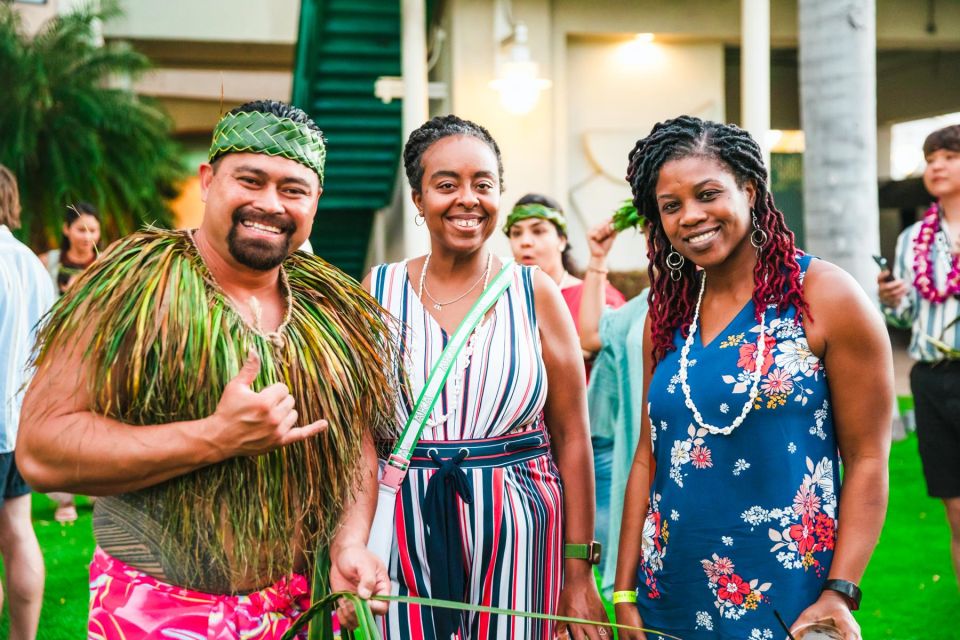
[17,100,395,639]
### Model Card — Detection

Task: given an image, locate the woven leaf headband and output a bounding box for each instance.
[502,203,567,235]
[209,111,327,184]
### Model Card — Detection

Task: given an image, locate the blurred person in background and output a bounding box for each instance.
[504,193,626,378]
[578,206,650,601]
[0,163,55,640]
[40,202,101,295]
[504,194,625,572]
[39,202,103,523]
[878,123,960,589]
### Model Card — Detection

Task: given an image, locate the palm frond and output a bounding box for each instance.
[0,0,184,249]
[33,230,398,587]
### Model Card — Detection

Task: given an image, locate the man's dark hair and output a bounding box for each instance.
[402,114,504,192]
[923,124,960,157]
[210,99,326,165]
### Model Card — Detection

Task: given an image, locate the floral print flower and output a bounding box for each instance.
[640,494,667,599]
[751,457,838,577]
[737,335,777,375]
[813,512,836,550]
[720,333,745,349]
[701,553,735,583]
[701,554,772,620]
[775,339,818,376]
[691,445,713,469]
[761,368,794,395]
[695,611,714,630]
[788,515,817,555]
[717,574,751,605]
[671,440,692,466]
[792,483,821,518]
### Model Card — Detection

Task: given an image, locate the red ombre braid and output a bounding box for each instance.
[626,116,810,367]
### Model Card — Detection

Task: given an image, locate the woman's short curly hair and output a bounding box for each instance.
[402,114,504,192]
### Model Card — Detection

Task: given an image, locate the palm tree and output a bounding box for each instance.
[0,1,184,250]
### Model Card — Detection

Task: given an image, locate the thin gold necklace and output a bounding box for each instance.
[419,252,492,311]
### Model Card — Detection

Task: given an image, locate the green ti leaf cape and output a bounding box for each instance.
[32,228,396,589]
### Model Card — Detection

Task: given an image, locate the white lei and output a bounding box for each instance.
[678,273,767,436]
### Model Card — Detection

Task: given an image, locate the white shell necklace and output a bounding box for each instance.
[678,272,767,436]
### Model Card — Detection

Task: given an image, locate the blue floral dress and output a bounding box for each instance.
[637,255,840,640]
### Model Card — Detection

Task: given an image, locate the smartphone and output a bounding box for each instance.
[873,255,894,282]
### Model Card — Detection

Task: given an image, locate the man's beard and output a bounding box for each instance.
[226,207,296,270]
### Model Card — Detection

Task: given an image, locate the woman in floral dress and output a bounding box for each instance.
[613,116,892,640]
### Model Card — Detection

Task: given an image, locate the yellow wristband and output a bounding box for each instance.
[612,590,638,604]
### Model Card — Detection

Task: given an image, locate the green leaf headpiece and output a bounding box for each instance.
[502,203,567,236]
[611,198,646,232]
[208,111,327,184]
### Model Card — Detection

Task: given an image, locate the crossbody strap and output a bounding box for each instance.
[380,258,516,489]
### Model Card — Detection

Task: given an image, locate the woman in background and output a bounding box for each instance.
[505,193,626,378]
[505,194,625,572]
[39,202,102,522]
[577,208,650,601]
[40,202,101,295]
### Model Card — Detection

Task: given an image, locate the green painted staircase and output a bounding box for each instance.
[291,0,404,280]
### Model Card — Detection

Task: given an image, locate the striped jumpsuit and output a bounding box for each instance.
[371,261,563,640]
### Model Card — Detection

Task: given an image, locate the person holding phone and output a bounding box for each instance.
[878,123,960,589]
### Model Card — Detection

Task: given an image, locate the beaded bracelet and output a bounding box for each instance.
[612,590,638,605]
[586,266,609,275]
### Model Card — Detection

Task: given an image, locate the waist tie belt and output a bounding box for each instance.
[412,429,549,639]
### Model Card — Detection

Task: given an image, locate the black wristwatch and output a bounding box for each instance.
[821,579,862,611]
[564,541,602,565]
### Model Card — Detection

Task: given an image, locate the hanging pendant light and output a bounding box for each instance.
[489,22,552,115]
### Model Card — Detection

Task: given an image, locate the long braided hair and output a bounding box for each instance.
[626,115,809,366]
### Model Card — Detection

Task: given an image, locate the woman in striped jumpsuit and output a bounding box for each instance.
[363,115,609,640]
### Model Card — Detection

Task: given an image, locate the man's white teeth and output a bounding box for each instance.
[453,218,480,229]
[242,221,281,234]
[689,229,718,243]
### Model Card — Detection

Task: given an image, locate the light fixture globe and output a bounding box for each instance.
[490,22,552,115]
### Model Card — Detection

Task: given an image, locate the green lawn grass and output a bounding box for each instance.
[857,434,959,639]
[0,494,94,639]
[2,434,957,638]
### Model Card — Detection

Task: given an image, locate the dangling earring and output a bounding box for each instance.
[750,209,768,249]
[415,211,425,226]
[666,248,685,281]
